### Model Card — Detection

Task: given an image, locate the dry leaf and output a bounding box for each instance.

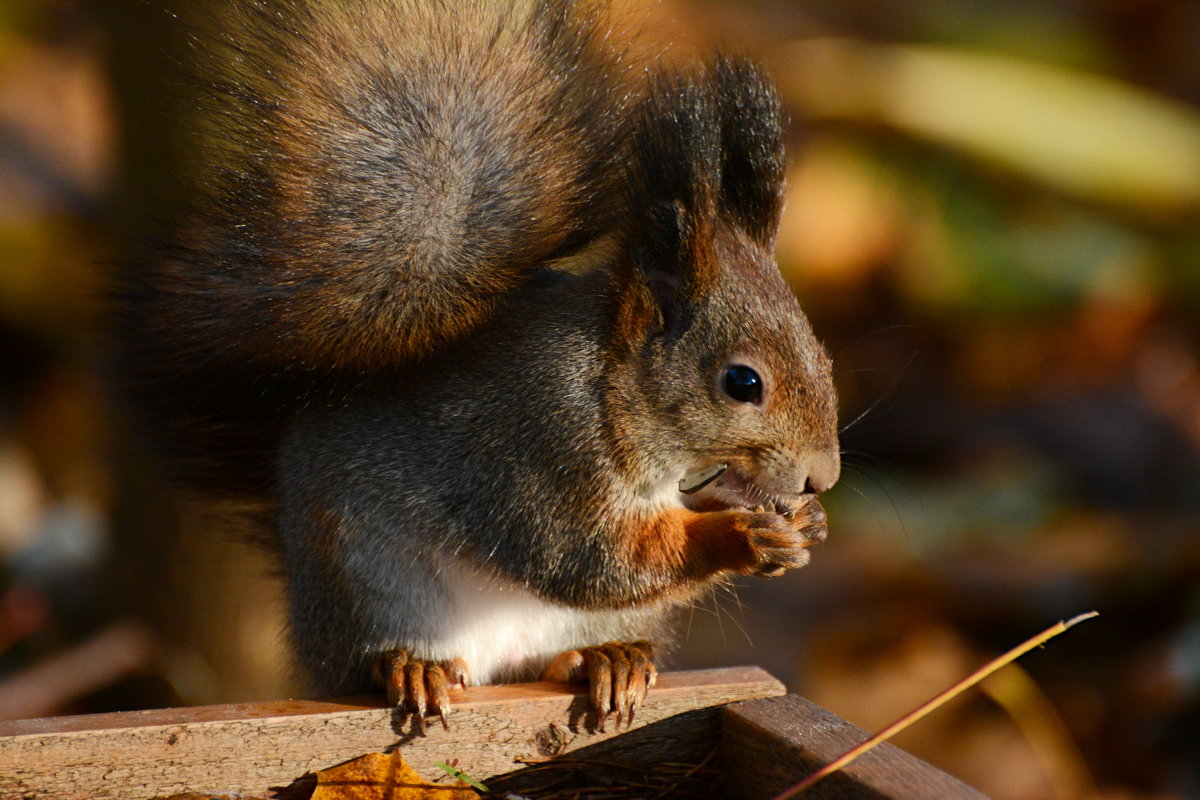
[311,751,475,800]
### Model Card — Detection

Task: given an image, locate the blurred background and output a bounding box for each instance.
[0,0,1198,797]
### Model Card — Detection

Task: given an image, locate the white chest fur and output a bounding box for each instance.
[420,562,665,685]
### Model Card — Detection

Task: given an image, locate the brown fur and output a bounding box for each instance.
[115,0,841,697]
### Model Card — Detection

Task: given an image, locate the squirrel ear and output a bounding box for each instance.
[711,56,786,246]
[646,270,683,339]
[612,258,691,345]
[623,199,713,340]
[619,60,777,339]
[614,57,784,341]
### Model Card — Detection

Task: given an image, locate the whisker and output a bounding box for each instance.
[712,581,752,648]
[838,463,912,543]
[839,349,917,435]
[710,583,728,650]
[833,323,920,361]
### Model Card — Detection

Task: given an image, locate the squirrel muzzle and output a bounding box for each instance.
[677,448,839,519]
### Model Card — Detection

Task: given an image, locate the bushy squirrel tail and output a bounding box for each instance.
[116,0,638,496]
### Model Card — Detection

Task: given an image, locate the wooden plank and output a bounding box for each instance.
[0,666,784,800]
[721,694,989,799]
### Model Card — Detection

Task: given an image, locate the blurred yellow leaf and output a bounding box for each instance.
[777,140,902,285]
[311,751,474,800]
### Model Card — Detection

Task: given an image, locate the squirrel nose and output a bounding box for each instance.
[800,450,840,495]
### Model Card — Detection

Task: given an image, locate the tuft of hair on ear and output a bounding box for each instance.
[711,54,786,246]
[617,65,721,328]
[611,55,786,339]
[622,54,786,264]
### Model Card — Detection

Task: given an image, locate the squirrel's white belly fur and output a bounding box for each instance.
[421,562,666,685]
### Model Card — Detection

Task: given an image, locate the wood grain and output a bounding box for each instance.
[721,694,989,799]
[0,666,783,800]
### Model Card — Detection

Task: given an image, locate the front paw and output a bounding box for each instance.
[372,650,469,733]
[733,498,828,577]
[541,641,657,732]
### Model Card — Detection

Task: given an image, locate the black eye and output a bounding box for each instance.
[722,365,763,405]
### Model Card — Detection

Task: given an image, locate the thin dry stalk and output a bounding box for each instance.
[772,611,1100,800]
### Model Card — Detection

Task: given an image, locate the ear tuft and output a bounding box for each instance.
[618,74,719,320]
[610,56,785,340]
[712,55,786,244]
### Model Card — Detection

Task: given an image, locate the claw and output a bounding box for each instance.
[625,644,653,726]
[610,646,631,728]
[379,650,409,707]
[373,650,467,734]
[545,641,658,733]
[446,657,470,689]
[405,661,427,734]
[585,648,613,732]
[541,649,586,683]
[426,664,450,730]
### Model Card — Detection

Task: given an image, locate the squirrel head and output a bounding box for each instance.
[603,56,839,515]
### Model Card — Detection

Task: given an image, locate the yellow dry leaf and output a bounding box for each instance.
[311,751,475,800]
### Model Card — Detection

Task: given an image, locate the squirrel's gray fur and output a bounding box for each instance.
[117,0,841,698]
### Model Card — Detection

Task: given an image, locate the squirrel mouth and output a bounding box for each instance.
[677,463,804,517]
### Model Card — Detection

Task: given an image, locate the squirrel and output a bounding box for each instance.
[115,0,841,731]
